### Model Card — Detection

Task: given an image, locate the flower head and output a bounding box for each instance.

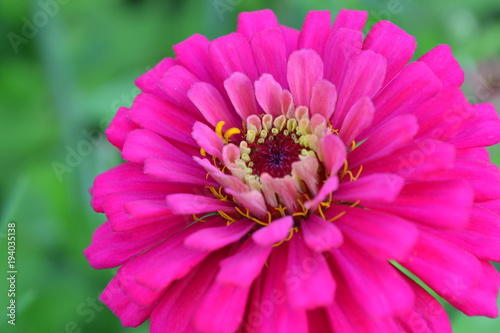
[85,9,500,332]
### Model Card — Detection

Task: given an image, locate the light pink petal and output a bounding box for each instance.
[260,173,299,209]
[365,180,474,229]
[331,206,418,261]
[334,173,405,203]
[105,107,141,150]
[332,243,415,317]
[298,10,332,56]
[165,193,234,215]
[291,156,320,195]
[332,50,386,128]
[128,93,197,145]
[209,32,259,82]
[124,199,172,219]
[304,175,339,211]
[173,34,217,86]
[361,139,456,181]
[144,158,212,186]
[159,65,200,113]
[451,103,500,148]
[255,73,284,117]
[217,239,272,287]
[323,28,363,87]
[371,61,442,127]
[302,214,343,251]
[100,278,156,327]
[310,79,337,119]
[237,9,279,38]
[250,28,288,88]
[135,58,177,98]
[419,44,464,89]
[188,81,240,128]
[338,96,374,145]
[184,219,254,251]
[192,121,224,160]
[332,9,368,31]
[287,49,324,108]
[363,20,416,85]
[194,156,248,193]
[252,216,293,246]
[226,189,268,219]
[349,115,419,167]
[318,134,346,174]
[224,72,259,121]
[195,282,250,333]
[286,235,336,309]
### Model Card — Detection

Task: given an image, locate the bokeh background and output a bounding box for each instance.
[1,0,500,332]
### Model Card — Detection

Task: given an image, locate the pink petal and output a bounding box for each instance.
[287,49,324,108]
[291,156,320,195]
[237,9,279,38]
[105,107,140,150]
[250,28,288,88]
[310,79,337,119]
[184,219,254,251]
[188,81,240,128]
[323,28,363,88]
[226,189,268,219]
[224,72,259,121]
[165,193,234,215]
[100,278,156,327]
[208,32,259,82]
[194,156,249,193]
[298,10,332,56]
[159,65,200,113]
[318,134,346,174]
[331,206,418,261]
[280,25,299,56]
[252,216,293,246]
[348,115,419,167]
[255,73,284,117]
[173,34,217,86]
[334,173,405,203]
[451,103,500,148]
[260,173,299,210]
[286,235,336,309]
[304,175,339,211]
[338,96,374,145]
[135,57,177,98]
[302,214,343,251]
[365,180,474,229]
[217,239,272,287]
[363,20,416,85]
[124,199,172,219]
[144,157,212,186]
[192,121,224,160]
[332,50,386,129]
[332,9,368,31]
[419,44,464,89]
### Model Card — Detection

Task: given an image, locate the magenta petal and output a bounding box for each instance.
[209,32,259,82]
[225,189,268,219]
[310,79,337,119]
[304,175,339,211]
[451,103,500,148]
[363,20,416,85]
[124,199,172,219]
[319,134,347,174]
[332,9,368,31]
[323,28,363,88]
[192,121,224,160]
[135,58,177,98]
[287,49,324,108]
[250,28,288,88]
[280,25,299,56]
[144,158,211,186]
[252,216,293,246]
[184,219,254,251]
[100,278,156,327]
[237,9,279,38]
[159,65,200,113]
[217,239,272,287]
[334,173,405,203]
[339,96,374,145]
[165,194,234,215]
[188,81,240,128]
[105,107,140,150]
[224,72,259,120]
[286,235,336,309]
[365,180,474,229]
[302,214,343,251]
[194,282,250,333]
[173,34,217,86]
[419,44,464,89]
[255,73,284,117]
[298,10,331,56]
[332,50,386,128]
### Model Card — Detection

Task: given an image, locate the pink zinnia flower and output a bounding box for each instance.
[85,9,500,332]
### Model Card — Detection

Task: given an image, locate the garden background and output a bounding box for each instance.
[1,0,500,332]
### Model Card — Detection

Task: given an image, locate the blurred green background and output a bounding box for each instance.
[1,0,500,332]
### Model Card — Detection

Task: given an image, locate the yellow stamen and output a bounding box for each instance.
[200,148,207,156]
[328,211,346,222]
[224,128,241,142]
[215,121,226,140]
